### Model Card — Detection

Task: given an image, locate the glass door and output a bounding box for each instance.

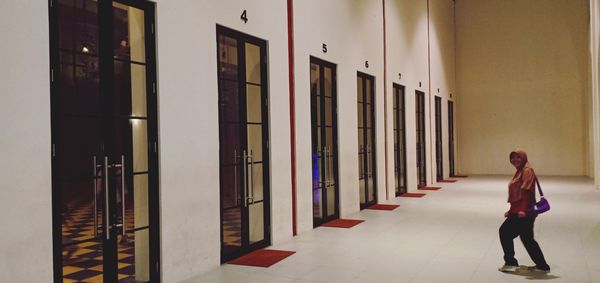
[435,96,443,181]
[415,91,427,187]
[50,1,159,282]
[217,25,270,262]
[357,72,377,209]
[310,57,339,227]
[448,100,455,177]
[393,84,407,196]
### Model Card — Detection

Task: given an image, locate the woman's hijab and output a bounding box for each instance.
[508,149,534,202]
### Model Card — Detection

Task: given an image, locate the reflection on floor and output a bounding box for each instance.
[187,176,600,283]
[61,201,139,282]
[222,208,241,247]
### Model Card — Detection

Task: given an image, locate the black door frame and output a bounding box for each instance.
[357,72,377,209]
[435,96,443,182]
[216,25,271,263]
[448,100,455,177]
[310,56,340,227]
[415,90,427,187]
[49,0,160,281]
[393,84,407,196]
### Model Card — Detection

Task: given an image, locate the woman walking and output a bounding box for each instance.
[498,149,550,273]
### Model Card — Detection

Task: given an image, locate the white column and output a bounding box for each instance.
[591,0,600,189]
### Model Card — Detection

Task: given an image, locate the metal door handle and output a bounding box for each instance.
[93,156,98,236]
[120,155,125,236]
[325,147,329,187]
[328,146,333,186]
[234,150,238,206]
[249,150,254,204]
[104,156,110,240]
[243,150,248,207]
[367,145,371,177]
[321,146,327,187]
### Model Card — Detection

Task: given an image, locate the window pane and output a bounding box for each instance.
[113,3,146,63]
[131,64,147,117]
[245,43,261,84]
[247,84,262,123]
[247,124,263,162]
[132,119,148,172]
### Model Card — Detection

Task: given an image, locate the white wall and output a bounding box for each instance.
[293,0,385,232]
[429,0,456,181]
[591,0,600,187]
[384,0,455,191]
[155,0,292,281]
[0,1,53,282]
[456,0,590,176]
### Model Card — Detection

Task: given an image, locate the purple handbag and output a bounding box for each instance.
[531,178,550,215]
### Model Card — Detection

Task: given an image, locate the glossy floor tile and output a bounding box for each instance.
[185,176,600,283]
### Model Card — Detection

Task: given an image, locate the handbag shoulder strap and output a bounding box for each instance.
[535,177,545,197]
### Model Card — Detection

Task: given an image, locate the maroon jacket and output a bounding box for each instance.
[508,150,536,215]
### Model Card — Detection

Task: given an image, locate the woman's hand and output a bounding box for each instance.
[518,211,526,218]
[504,211,510,217]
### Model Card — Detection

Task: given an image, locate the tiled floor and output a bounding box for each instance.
[61,202,138,282]
[222,208,242,247]
[185,176,600,283]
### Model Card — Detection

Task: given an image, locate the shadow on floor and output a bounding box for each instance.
[500,266,560,280]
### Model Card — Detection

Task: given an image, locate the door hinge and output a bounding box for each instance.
[50,69,54,82]
[156,261,159,272]
[50,0,53,8]
[154,142,157,153]
[151,24,154,34]
[52,144,56,157]
[153,82,156,94]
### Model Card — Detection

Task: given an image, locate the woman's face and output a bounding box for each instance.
[510,154,523,168]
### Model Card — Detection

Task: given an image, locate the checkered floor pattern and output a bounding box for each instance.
[61,201,141,282]
[222,208,241,247]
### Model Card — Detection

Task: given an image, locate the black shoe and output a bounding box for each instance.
[527,265,550,274]
[498,264,519,272]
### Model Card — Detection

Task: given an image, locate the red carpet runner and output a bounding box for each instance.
[366,204,400,211]
[321,219,365,228]
[399,192,427,197]
[418,186,441,191]
[228,249,296,267]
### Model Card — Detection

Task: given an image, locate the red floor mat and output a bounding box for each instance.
[438,179,457,183]
[418,186,441,191]
[228,249,296,267]
[366,204,400,211]
[321,219,365,228]
[399,193,427,197]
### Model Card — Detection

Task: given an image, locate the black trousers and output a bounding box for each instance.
[499,215,549,269]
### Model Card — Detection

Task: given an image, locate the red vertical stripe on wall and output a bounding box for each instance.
[383,0,389,200]
[427,0,434,185]
[287,0,297,236]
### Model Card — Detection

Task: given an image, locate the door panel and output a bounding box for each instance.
[311,57,339,227]
[357,72,376,209]
[393,84,407,196]
[435,96,443,181]
[51,1,159,282]
[415,91,427,187]
[218,25,270,262]
[448,101,455,177]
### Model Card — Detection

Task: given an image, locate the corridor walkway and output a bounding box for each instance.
[185,176,600,283]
